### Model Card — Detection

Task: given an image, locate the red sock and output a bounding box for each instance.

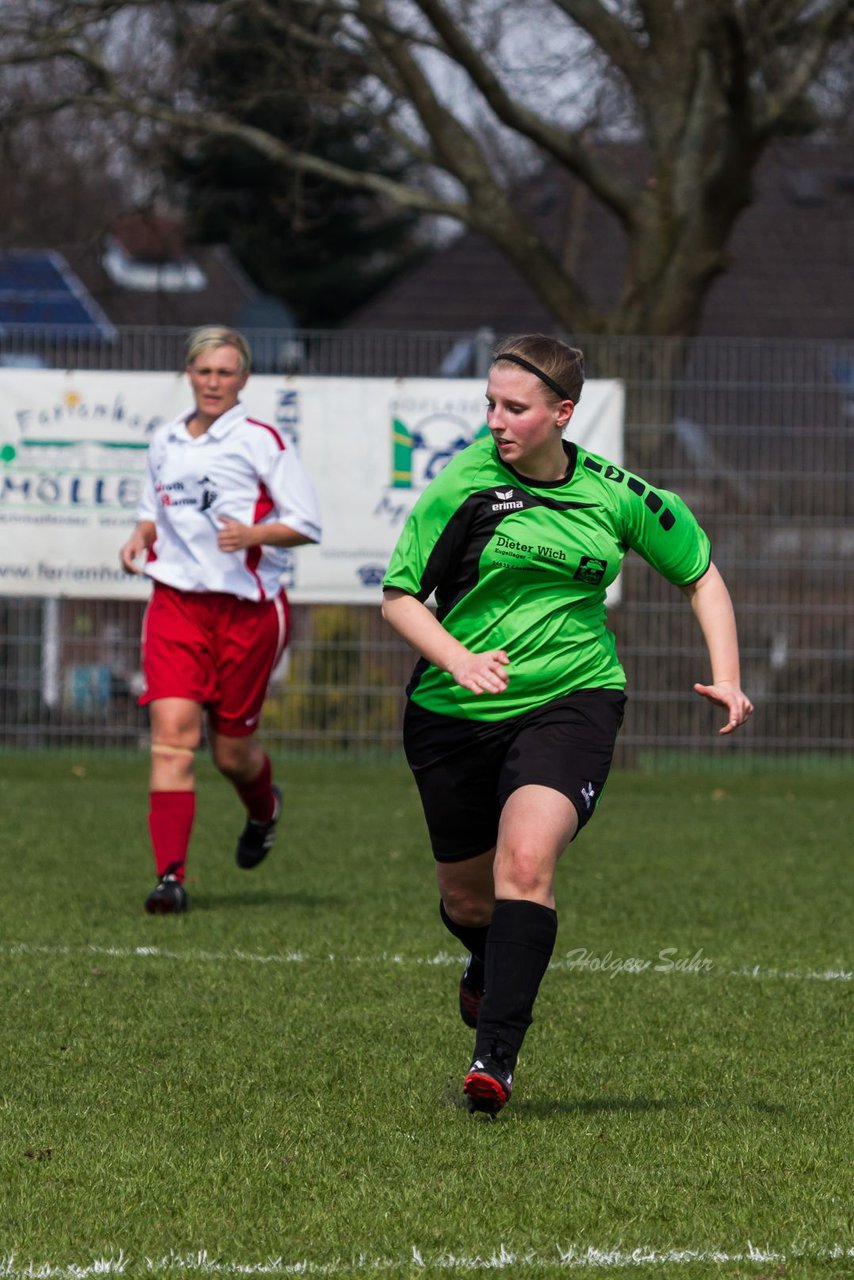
[234,753,276,822]
[148,791,196,882]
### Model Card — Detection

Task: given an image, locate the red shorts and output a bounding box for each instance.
[140,583,290,737]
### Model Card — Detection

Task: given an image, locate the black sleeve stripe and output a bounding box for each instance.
[585,455,675,532]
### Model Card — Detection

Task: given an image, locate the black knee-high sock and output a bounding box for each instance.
[439,900,489,963]
[474,898,557,1067]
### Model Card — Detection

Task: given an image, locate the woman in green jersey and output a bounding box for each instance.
[382,334,753,1115]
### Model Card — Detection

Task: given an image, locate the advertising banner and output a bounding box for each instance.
[0,371,624,602]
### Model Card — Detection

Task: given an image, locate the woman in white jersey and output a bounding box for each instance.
[120,326,321,914]
[383,333,752,1115]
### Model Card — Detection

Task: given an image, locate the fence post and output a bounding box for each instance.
[41,597,61,709]
[474,327,495,378]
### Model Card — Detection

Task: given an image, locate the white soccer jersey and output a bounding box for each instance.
[137,402,322,602]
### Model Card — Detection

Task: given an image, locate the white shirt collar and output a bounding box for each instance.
[171,400,245,442]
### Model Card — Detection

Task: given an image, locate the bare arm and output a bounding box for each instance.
[215,518,317,551]
[120,519,157,574]
[680,562,754,735]
[382,588,509,695]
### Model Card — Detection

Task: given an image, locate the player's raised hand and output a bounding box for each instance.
[449,649,510,695]
[693,681,754,735]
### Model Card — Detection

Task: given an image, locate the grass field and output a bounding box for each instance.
[0,752,851,1279]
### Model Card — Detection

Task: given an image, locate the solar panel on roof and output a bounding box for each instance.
[0,250,115,339]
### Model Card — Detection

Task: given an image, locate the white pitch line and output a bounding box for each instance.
[1,1244,853,1277]
[731,963,853,982]
[0,942,850,983]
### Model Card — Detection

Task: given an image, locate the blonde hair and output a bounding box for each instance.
[493,334,584,404]
[185,325,252,374]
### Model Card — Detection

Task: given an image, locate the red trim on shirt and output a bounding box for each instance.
[253,481,275,523]
[245,546,265,600]
[243,421,288,601]
[247,417,287,451]
[244,480,277,602]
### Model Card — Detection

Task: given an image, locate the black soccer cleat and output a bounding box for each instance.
[144,873,188,915]
[459,953,485,1028]
[464,1049,514,1116]
[235,784,282,869]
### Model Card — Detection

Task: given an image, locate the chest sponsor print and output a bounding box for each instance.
[155,471,220,514]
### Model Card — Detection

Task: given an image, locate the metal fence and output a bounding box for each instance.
[1,326,852,766]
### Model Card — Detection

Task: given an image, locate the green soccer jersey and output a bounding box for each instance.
[383,435,711,721]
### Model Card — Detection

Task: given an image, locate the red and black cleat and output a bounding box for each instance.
[464,1052,513,1115]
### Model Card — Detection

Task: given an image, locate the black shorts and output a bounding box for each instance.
[403,689,626,862]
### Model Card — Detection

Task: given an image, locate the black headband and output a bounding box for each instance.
[494,352,572,402]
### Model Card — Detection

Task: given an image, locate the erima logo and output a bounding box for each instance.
[581,782,596,810]
[492,486,524,512]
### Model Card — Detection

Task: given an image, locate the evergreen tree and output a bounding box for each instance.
[167,5,425,327]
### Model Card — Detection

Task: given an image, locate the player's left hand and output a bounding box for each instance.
[693,682,754,735]
[216,517,257,552]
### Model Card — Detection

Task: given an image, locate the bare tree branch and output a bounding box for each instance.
[553,0,647,87]
[408,0,638,221]
[753,0,853,136]
[1,0,851,337]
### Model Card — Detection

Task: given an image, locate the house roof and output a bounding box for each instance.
[0,249,116,336]
[342,141,854,340]
[68,214,259,330]
[0,213,259,334]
